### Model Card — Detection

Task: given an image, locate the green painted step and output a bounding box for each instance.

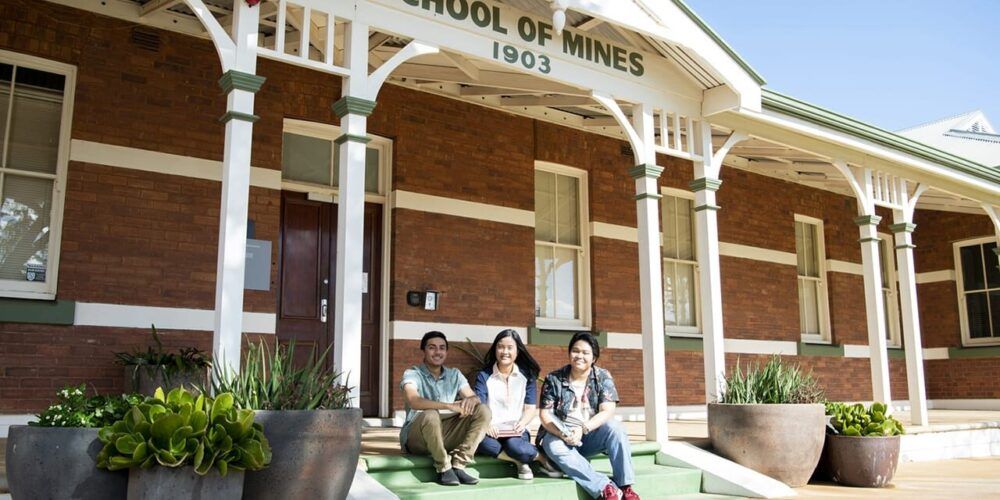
[363,442,705,500]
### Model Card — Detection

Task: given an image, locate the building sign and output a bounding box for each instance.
[399,0,644,77]
[244,239,272,291]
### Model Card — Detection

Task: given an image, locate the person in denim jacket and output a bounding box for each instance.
[538,332,639,500]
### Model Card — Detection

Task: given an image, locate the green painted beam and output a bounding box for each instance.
[528,328,608,348]
[888,348,905,359]
[665,336,703,352]
[947,345,1000,359]
[797,342,844,357]
[0,298,75,325]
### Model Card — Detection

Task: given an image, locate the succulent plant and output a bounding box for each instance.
[826,402,905,437]
[95,387,271,476]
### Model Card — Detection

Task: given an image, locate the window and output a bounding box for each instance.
[534,163,589,328]
[878,233,901,347]
[661,189,699,335]
[281,119,387,196]
[954,237,1000,345]
[0,52,75,300]
[795,215,830,342]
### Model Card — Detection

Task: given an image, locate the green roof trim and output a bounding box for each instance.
[670,0,767,85]
[762,89,1000,186]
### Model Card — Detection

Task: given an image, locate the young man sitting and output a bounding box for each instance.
[400,331,492,486]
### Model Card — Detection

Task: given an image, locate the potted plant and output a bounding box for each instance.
[210,339,360,500]
[5,385,143,499]
[821,402,904,487]
[95,386,271,500]
[114,325,211,395]
[707,355,827,487]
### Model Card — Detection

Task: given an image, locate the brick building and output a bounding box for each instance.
[1,0,998,437]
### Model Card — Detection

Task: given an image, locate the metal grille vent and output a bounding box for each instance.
[130,28,161,52]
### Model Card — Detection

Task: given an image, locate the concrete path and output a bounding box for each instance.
[794,457,1000,499]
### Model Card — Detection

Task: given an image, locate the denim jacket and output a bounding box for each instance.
[537,364,619,442]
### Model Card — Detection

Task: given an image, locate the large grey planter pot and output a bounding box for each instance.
[244,408,362,500]
[708,403,826,487]
[5,426,127,500]
[124,367,207,396]
[825,434,901,488]
[127,467,244,500]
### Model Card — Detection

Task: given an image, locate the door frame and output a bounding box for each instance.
[280,118,394,418]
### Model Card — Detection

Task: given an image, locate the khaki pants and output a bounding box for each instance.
[406,404,491,472]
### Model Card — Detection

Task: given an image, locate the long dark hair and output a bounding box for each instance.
[483,329,540,380]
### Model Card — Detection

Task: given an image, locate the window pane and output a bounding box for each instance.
[676,261,696,327]
[985,243,1000,289]
[534,171,556,243]
[677,198,694,260]
[0,63,11,162]
[282,133,331,185]
[662,197,678,259]
[556,175,579,245]
[878,238,890,285]
[803,223,816,277]
[882,290,893,341]
[534,244,554,318]
[795,222,805,275]
[990,291,1000,339]
[960,245,986,291]
[553,246,578,320]
[0,175,53,282]
[7,67,65,174]
[332,145,381,193]
[799,279,819,335]
[966,292,990,339]
[662,260,676,325]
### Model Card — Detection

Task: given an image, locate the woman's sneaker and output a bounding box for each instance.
[516,462,534,480]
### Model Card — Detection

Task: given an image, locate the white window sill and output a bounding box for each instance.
[534,321,590,332]
[799,336,832,345]
[665,331,703,339]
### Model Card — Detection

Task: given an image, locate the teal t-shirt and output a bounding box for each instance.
[399,364,469,450]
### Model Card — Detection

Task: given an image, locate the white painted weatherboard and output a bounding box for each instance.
[392,190,534,227]
[74,303,276,334]
[390,320,527,344]
[916,270,956,284]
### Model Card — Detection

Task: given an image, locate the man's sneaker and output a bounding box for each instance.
[453,468,480,485]
[437,468,460,486]
[621,485,641,500]
[516,462,533,480]
[601,482,622,500]
[534,458,563,478]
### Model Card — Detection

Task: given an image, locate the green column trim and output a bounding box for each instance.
[895,243,917,250]
[797,342,845,357]
[859,237,881,244]
[634,192,662,201]
[219,111,260,124]
[854,215,882,226]
[333,133,372,145]
[665,335,703,352]
[694,204,721,212]
[0,298,75,325]
[528,327,608,348]
[689,177,722,192]
[333,96,377,117]
[889,222,916,233]
[628,163,664,180]
[947,345,1000,359]
[218,70,266,94]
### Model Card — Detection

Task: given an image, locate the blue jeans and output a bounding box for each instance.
[476,430,538,463]
[541,420,634,499]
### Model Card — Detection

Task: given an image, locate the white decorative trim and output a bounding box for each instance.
[928,399,1000,411]
[389,320,527,344]
[391,190,534,227]
[590,222,638,243]
[718,242,797,266]
[923,347,950,360]
[827,259,864,276]
[607,332,643,349]
[0,414,33,438]
[843,344,872,358]
[74,303,276,334]
[724,338,798,355]
[69,140,282,190]
[916,269,956,284]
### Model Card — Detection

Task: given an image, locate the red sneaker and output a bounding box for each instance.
[621,485,641,500]
[601,482,622,500]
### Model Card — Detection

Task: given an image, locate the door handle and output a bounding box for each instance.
[321,298,328,323]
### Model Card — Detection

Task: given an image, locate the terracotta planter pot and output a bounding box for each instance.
[243,408,362,500]
[5,426,127,500]
[127,466,243,500]
[825,434,901,487]
[123,367,208,395]
[708,403,826,487]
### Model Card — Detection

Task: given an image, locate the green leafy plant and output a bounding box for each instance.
[719,355,825,404]
[826,402,905,437]
[96,387,271,476]
[209,339,351,410]
[30,385,144,428]
[114,325,211,390]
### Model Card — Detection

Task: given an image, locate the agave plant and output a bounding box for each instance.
[826,401,905,437]
[719,355,825,404]
[95,387,271,476]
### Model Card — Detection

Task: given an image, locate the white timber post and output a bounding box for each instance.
[692,125,745,403]
[210,0,261,374]
[331,19,373,407]
[855,170,892,404]
[891,181,929,426]
[629,103,669,443]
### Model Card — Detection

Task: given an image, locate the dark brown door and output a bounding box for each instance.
[278,191,382,416]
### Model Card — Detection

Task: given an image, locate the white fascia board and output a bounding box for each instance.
[714,109,1000,204]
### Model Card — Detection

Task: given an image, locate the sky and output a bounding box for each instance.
[683,0,1000,132]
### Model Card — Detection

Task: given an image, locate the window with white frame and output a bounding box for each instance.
[795,215,830,341]
[281,119,388,196]
[878,234,901,347]
[0,52,74,300]
[534,163,589,328]
[661,189,699,334]
[954,237,1000,345]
